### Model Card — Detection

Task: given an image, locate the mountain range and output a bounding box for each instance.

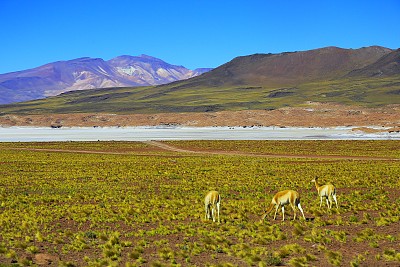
[0,55,211,104]
[0,46,399,114]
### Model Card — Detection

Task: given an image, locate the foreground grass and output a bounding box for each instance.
[0,141,399,266]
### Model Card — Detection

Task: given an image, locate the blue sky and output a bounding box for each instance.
[0,0,399,74]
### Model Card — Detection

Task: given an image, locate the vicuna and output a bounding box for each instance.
[261,190,305,221]
[311,177,338,209]
[205,191,220,223]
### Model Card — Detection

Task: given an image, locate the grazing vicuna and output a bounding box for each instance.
[311,177,338,209]
[205,191,220,223]
[261,190,305,221]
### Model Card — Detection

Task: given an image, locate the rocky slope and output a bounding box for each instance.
[1,103,399,132]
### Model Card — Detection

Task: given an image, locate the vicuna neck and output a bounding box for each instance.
[314,179,320,190]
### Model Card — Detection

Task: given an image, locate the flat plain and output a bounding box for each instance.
[0,140,399,266]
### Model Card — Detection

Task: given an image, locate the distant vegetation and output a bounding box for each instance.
[0,140,399,266]
[1,75,399,115]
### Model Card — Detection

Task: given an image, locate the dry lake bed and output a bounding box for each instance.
[1,126,399,142]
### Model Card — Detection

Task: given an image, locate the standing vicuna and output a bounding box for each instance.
[205,190,220,223]
[311,177,338,209]
[261,190,306,221]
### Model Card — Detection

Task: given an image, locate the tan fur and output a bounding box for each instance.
[311,177,338,209]
[205,191,220,222]
[261,190,305,221]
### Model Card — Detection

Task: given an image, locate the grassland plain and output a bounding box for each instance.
[0,140,399,266]
[1,74,400,115]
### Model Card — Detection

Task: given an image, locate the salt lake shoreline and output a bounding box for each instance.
[0,125,399,142]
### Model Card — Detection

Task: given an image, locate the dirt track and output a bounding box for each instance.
[7,141,399,161]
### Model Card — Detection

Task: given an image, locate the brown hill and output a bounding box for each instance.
[346,48,400,77]
[183,46,392,88]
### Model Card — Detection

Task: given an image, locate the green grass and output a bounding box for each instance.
[1,75,399,114]
[0,140,399,266]
[166,140,400,158]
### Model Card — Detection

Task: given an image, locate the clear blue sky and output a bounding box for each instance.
[0,0,399,74]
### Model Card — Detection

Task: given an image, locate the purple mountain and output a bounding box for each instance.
[0,55,211,104]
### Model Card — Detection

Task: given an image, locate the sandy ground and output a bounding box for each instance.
[1,103,399,133]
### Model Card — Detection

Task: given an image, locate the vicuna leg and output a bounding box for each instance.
[281,206,285,221]
[333,194,338,209]
[325,196,331,209]
[216,202,220,223]
[273,204,279,220]
[297,203,306,220]
[290,204,296,220]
